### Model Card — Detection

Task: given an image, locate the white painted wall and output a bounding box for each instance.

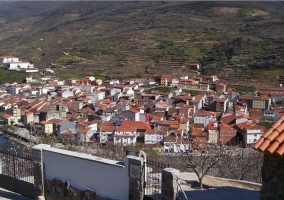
[145,134,164,144]
[38,145,129,200]
[0,56,19,63]
[4,62,33,70]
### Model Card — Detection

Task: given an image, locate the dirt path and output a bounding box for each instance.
[178,173,260,200]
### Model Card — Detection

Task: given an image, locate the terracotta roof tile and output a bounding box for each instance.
[276,143,284,155]
[2,113,13,119]
[101,125,115,132]
[253,115,284,156]
[121,121,151,130]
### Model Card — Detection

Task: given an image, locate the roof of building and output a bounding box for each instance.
[121,121,151,130]
[253,115,284,156]
[100,125,115,132]
[2,113,13,119]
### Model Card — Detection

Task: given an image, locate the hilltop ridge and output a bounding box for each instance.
[0,2,284,86]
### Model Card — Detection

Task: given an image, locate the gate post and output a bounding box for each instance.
[127,155,144,200]
[162,168,180,200]
[32,144,48,200]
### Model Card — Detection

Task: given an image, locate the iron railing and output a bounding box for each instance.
[0,148,34,198]
[144,159,169,199]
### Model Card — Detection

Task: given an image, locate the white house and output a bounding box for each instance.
[236,122,265,144]
[6,86,21,95]
[78,127,95,143]
[263,109,275,119]
[243,128,264,144]
[123,87,134,96]
[163,135,177,153]
[155,101,171,110]
[112,79,120,85]
[94,90,105,101]
[4,62,33,71]
[2,113,18,125]
[41,77,53,82]
[81,85,94,93]
[148,79,156,86]
[170,79,179,87]
[39,87,50,95]
[99,125,115,144]
[58,90,72,98]
[31,89,39,96]
[88,123,98,132]
[100,114,111,121]
[194,110,216,127]
[113,126,137,146]
[85,76,95,82]
[192,96,204,113]
[144,129,165,144]
[0,56,19,63]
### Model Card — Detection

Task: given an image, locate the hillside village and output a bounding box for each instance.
[0,55,283,153]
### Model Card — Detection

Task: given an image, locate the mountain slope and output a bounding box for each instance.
[0,1,284,86]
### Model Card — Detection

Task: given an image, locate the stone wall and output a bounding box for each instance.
[162,168,180,200]
[44,178,112,200]
[261,153,284,200]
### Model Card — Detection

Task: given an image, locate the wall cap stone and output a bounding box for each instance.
[164,168,180,176]
[33,144,124,168]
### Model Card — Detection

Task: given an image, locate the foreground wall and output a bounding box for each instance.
[261,153,284,200]
[33,144,144,200]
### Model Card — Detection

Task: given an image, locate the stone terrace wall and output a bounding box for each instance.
[261,153,284,200]
[44,178,111,200]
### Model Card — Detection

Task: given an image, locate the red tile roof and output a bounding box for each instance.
[145,129,165,135]
[121,121,151,130]
[101,125,115,132]
[191,128,203,136]
[76,121,89,127]
[63,129,73,135]
[253,115,284,156]
[2,113,13,119]
[78,127,91,134]
[40,120,52,125]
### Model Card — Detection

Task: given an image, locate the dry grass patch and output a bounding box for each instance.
[247,9,269,17]
[212,7,240,15]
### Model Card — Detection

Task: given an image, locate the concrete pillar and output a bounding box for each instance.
[37,196,45,200]
[127,155,144,200]
[32,144,49,199]
[162,168,180,200]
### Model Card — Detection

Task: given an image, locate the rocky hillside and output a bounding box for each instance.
[0,1,284,85]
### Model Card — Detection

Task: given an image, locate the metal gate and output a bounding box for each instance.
[144,159,169,199]
[0,149,34,198]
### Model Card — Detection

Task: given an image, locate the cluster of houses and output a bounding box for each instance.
[2,62,284,152]
[0,56,39,72]
[159,74,219,91]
